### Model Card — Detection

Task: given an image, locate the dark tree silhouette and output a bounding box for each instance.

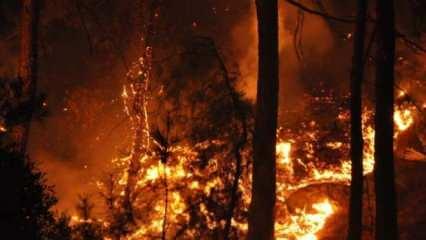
[48,214,73,240]
[374,0,399,239]
[0,3,59,237]
[347,0,367,239]
[247,0,279,239]
[0,150,57,240]
[11,0,40,154]
[72,195,103,240]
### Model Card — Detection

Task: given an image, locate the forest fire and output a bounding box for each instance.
[23,50,422,239]
[2,0,426,240]
[69,97,417,239]
[100,74,416,240]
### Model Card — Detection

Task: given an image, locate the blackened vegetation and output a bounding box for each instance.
[72,196,103,240]
[0,78,47,150]
[0,150,67,240]
[0,78,60,240]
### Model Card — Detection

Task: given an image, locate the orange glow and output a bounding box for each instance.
[394,107,414,132]
[276,200,335,240]
[99,53,419,239]
[108,102,414,239]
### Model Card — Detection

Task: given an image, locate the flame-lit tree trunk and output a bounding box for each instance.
[247,0,279,239]
[12,0,39,154]
[374,0,398,239]
[122,0,158,226]
[347,0,367,239]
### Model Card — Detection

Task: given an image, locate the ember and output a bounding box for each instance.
[1,1,425,240]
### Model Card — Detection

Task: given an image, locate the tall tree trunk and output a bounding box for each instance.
[374,0,398,239]
[347,0,367,239]
[13,0,39,154]
[247,0,279,239]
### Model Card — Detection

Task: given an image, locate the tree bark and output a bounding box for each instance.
[347,0,367,239]
[374,0,398,239]
[247,0,279,239]
[13,0,39,154]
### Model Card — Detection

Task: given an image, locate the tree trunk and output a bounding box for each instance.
[347,0,367,239]
[374,0,398,239]
[13,0,39,154]
[247,0,279,239]
[122,0,158,224]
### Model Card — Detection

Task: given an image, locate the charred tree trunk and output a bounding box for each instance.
[374,0,398,239]
[13,0,39,154]
[347,0,367,239]
[247,0,279,239]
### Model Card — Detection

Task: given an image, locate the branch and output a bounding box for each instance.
[79,2,130,70]
[285,0,426,53]
[396,31,426,53]
[74,0,94,54]
[192,36,249,239]
[285,0,355,23]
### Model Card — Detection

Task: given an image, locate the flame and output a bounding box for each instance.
[277,141,292,165]
[276,200,335,240]
[397,90,406,98]
[394,107,414,132]
[106,102,415,240]
[101,55,418,239]
[272,104,415,239]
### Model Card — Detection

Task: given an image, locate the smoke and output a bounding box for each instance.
[0,0,343,216]
[28,86,132,213]
[2,0,422,216]
[24,0,138,214]
[231,1,336,123]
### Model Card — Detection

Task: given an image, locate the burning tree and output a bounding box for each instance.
[92,28,422,239]
[97,35,253,239]
[2,1,425,240]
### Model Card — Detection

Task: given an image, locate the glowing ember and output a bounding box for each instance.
[276,200,335,240]
[397,90,406,98]
[102,54,418,239]
[272,104,415,239]
[394,107,414,132]
[277,141,292,165]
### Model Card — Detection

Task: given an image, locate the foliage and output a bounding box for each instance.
[0,150,57,240]
[71,195,104,240]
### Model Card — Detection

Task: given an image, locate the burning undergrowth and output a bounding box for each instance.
[69,37,425,240]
